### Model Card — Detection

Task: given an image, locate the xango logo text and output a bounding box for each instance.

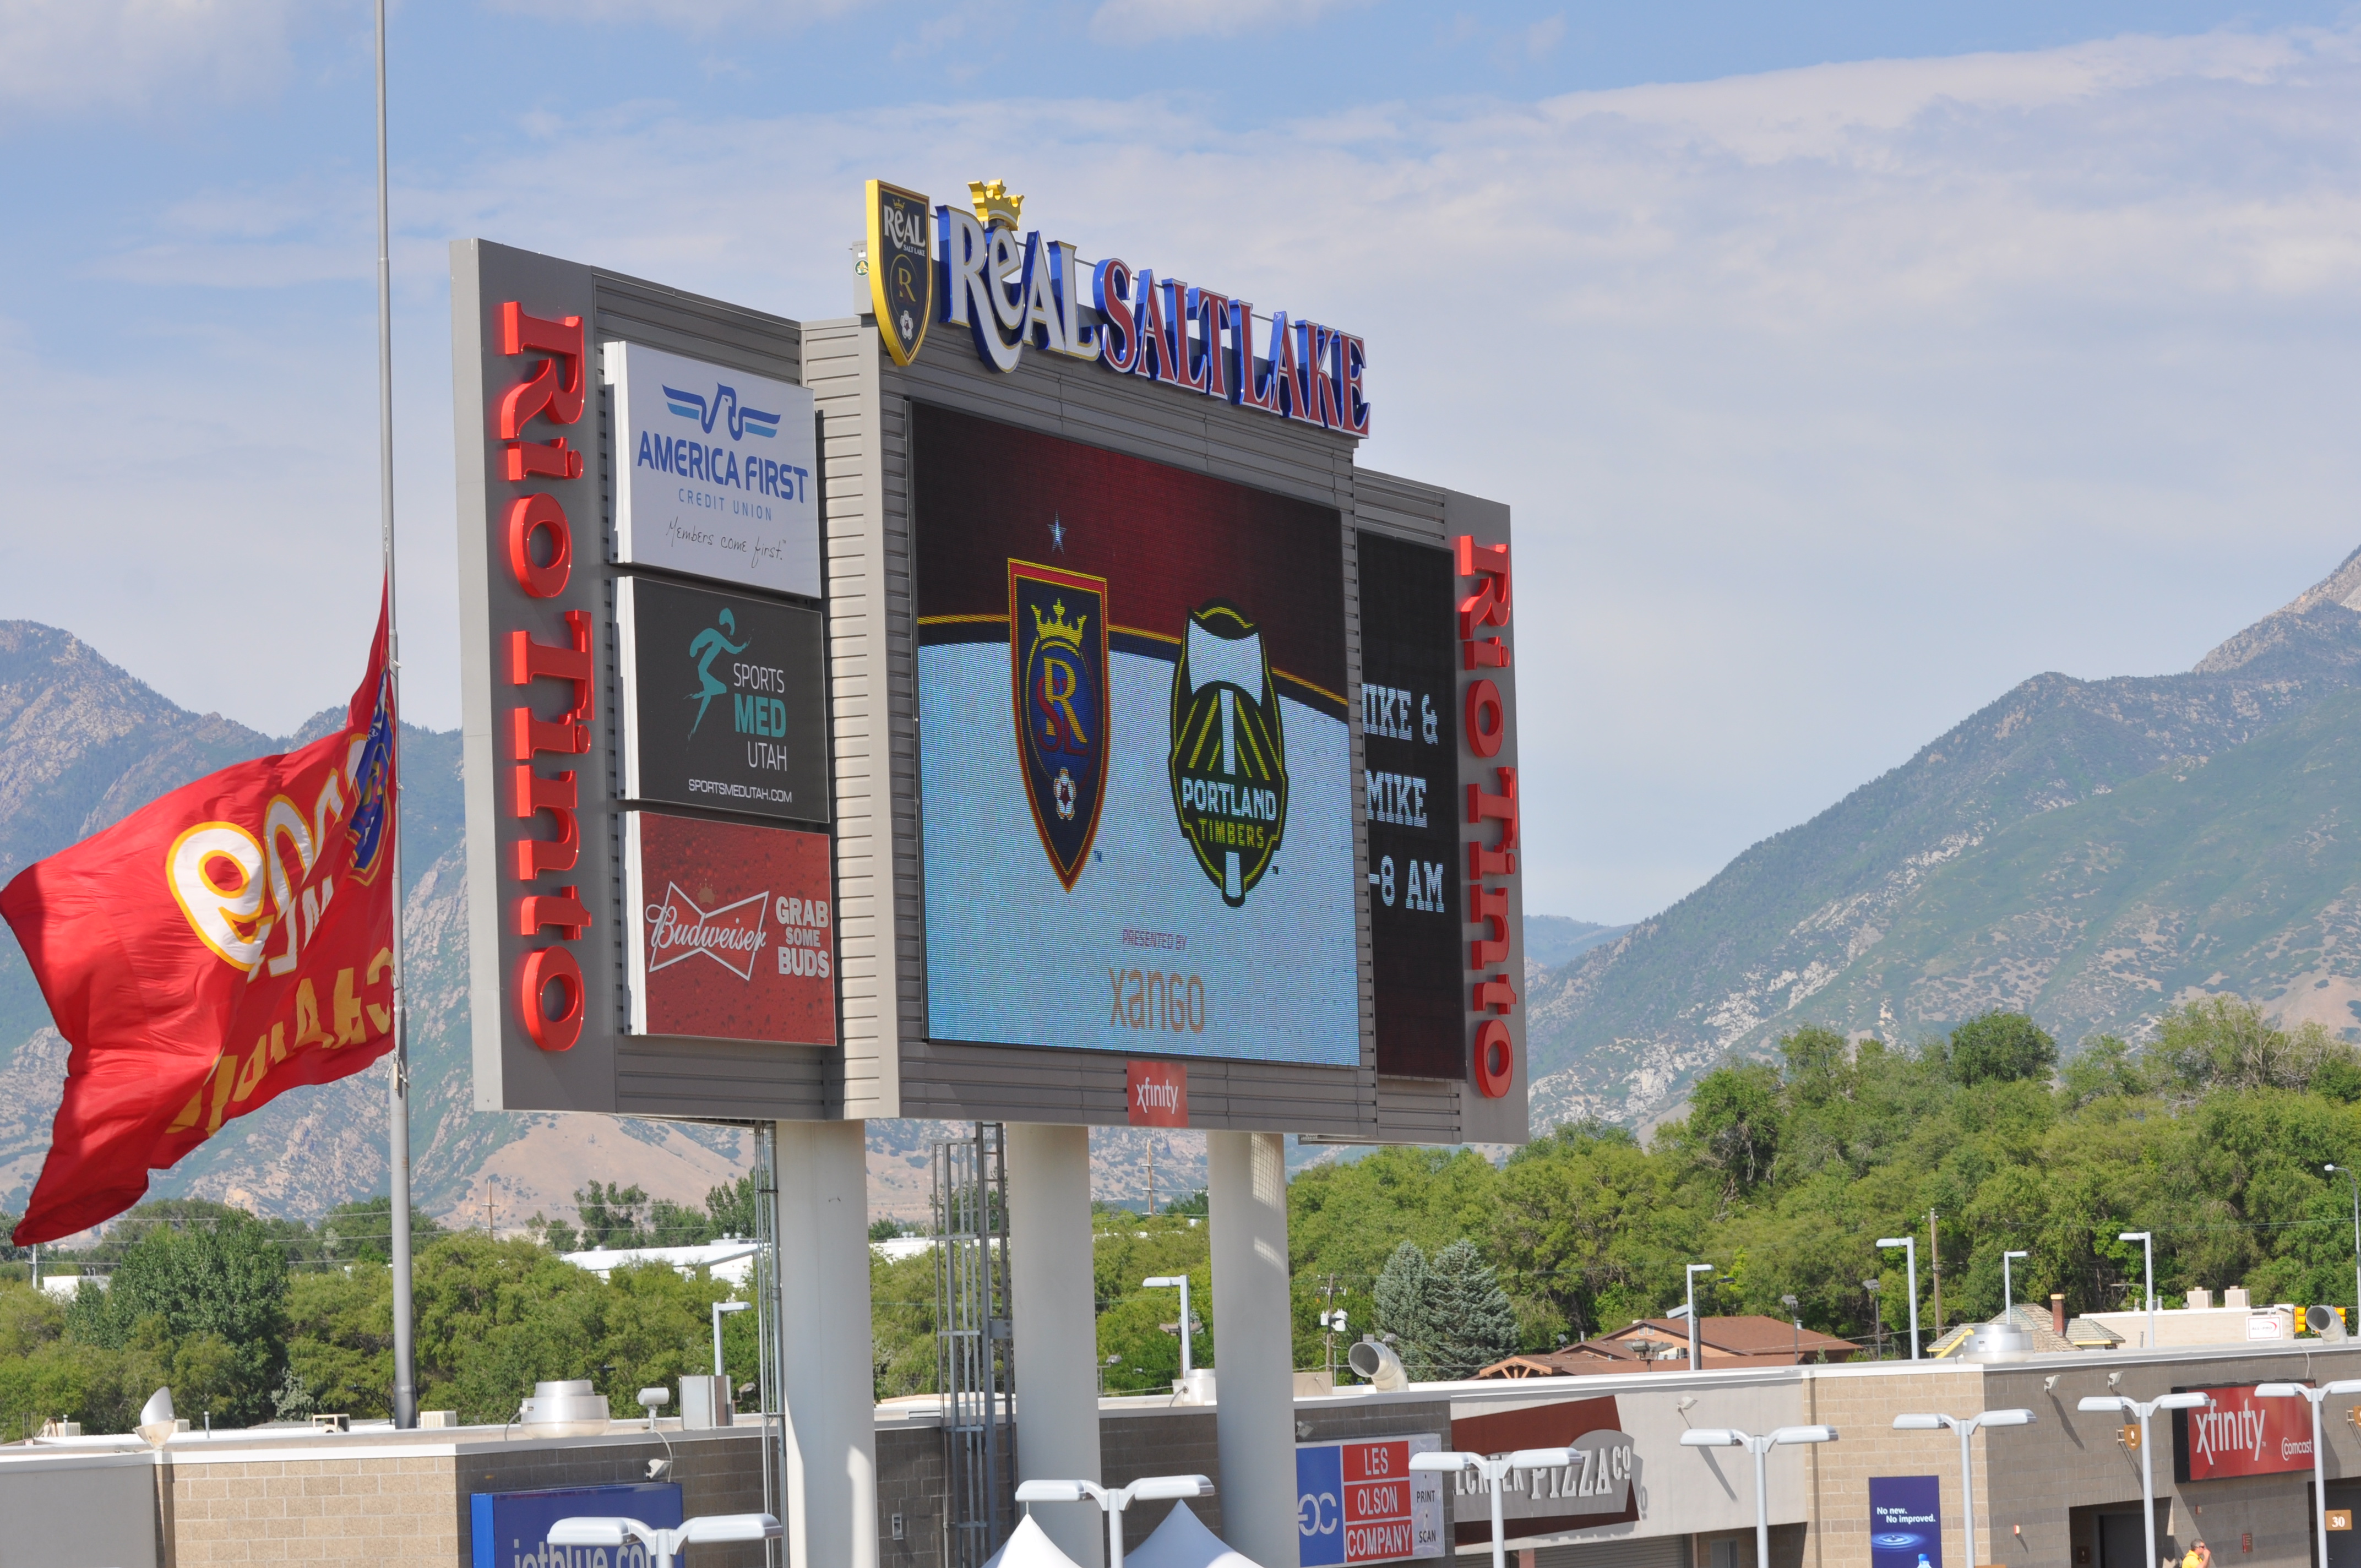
[662,383,781,442]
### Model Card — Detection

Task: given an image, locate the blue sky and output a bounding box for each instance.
[4,1,2361,925]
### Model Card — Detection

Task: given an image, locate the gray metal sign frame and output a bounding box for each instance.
[454,237,1523,1143]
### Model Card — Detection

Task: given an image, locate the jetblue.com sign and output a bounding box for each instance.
[469,1482,682,1568]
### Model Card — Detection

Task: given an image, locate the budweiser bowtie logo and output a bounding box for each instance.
[645,881,769,979]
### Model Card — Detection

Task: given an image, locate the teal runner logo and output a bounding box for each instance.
[687,608,747,737]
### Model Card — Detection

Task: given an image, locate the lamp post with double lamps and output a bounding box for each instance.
[548,1513,780,1568]
[1015,1474,1215,1568]
[1685,1263,1715,1370]
[1877,1235,1921,1359]
[2079,1392,2208,1568]
[2254,1380,2361,1568]
[2327,1164,2361,1329]
[1892,1409,2035,1568]
[2119,1231,2156,1348]
[1679,1426,1839,1568]
[1407,1447,1574,1568]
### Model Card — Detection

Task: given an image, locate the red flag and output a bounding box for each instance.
[2,591,401,1244]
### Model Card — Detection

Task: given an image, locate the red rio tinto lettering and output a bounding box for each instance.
[499,299,591,1052]
[1456,536,1516,1099]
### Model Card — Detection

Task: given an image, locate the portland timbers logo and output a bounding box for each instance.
[1009,560,1109,890]
[1169,602,1288,907]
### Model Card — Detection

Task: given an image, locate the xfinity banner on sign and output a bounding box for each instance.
[616,575,829,824]
[606,341,819,597]
[2175,1384,2311,1481]
[623,812,836,1044]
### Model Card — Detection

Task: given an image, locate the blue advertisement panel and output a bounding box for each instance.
[913,403,1358,1066]
[470,1481,683,1568]
[1870,1475,1943,1568]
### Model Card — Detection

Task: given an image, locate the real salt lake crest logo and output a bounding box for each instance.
[645,880,769,979]
[867,178,933,368]
[1009,560,1108,890]
[1169,602,1287,908]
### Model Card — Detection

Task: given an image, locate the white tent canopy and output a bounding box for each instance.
[983,1515,1085,1568]
[1126,1502,1266,1568]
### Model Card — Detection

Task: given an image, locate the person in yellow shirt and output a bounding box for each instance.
[2179,1540,2212,1568]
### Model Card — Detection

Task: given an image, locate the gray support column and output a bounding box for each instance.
[774,1119,879,1568]
[1007,1122,1104,1568]
[1209,1130,1296,1568]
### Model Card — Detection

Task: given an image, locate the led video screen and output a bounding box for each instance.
[913,404,1357,1065]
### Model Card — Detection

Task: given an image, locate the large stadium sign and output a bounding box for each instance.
[450,178,1520,1141]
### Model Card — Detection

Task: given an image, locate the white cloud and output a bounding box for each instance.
[0,0,307,116]
[32,22,2361,915]
[1087,0,1368,46]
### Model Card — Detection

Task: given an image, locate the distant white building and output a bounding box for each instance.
[37,1274,101,1301]
[559,1238,760,1287]
[871,1236,935,1263]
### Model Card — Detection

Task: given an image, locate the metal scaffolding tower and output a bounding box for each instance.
[935,1124,1014,1568]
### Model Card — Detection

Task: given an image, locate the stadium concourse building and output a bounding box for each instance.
[9,1336,2361,1568]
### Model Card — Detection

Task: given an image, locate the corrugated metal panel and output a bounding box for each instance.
[806,318,903,1119]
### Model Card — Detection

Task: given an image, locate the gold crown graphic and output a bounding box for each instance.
[969,179,1025,230]
[1031,597,1086,650]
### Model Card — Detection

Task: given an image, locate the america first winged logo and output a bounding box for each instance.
[1009,560,1108,890]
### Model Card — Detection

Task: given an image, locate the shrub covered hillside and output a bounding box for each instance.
[1290,996,2361,1361]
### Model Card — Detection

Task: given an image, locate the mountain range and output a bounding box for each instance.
[1526,545,2361,1129]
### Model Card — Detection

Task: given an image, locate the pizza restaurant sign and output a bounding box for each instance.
[864,177,1370,436]
[2175,1385,2309,1482]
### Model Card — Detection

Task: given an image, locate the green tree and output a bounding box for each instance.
[1422,1239,1519,1378]
[574,1183,651,1249]
[1948,1012,2058,1085]
[1372,1241,1435,1378]
[68,1209,289,1425]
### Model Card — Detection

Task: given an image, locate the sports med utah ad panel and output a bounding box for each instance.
[450,177,1523,1126]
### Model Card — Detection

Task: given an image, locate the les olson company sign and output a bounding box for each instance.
[2175,1386,2310,1482]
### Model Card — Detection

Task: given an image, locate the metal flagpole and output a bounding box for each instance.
[374,0,418,1430]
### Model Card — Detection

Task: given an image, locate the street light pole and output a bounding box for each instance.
[710,1299,750,1381]
[2327,1166,2361,1330]
[1863,1280,1883,1360]
[1680,1426,1840,1568]
[2080,1392,2208,1568]
[2255,1380,2361,1568]
[1686,1264,1715,1371]
[1894,1408,2036,1568]
[2119,1231,2155,1348]
[2003,1251,2028,1323]
[1144,1275,1194,1379]
[1878,1236,1921,1360]
[1408,1449,1575,1568]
